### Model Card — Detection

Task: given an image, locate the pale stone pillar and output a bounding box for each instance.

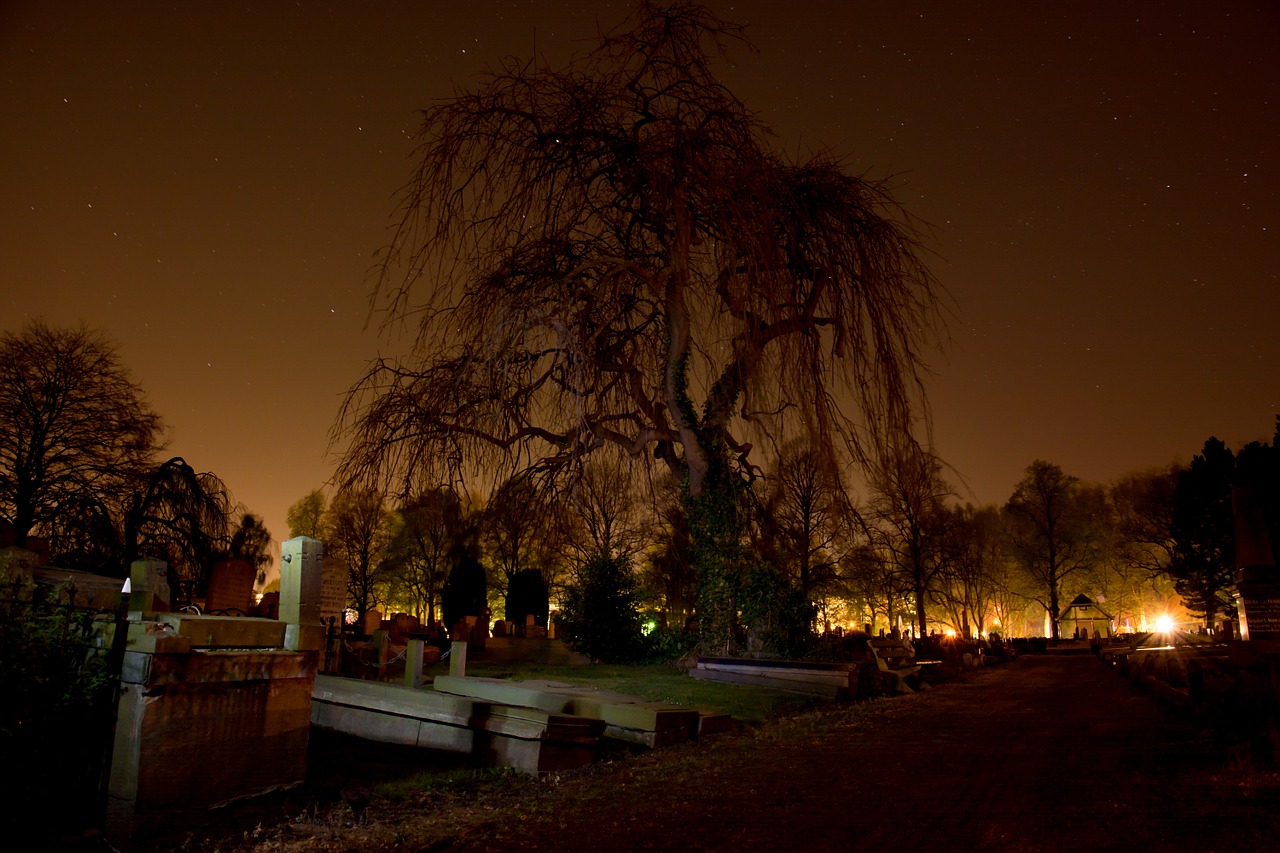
[450,640,468,677]
[280,537,325,651]
[405,639,425,688]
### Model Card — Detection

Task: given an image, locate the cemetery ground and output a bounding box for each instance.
[122,653,1280,853]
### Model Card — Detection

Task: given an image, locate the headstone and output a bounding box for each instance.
[128,558,171,619]
[279,537,323,625]
[280,537,326,652]
[1232,486,1280,644]
[363,609,383,636]
[205,558,255,613]
[319,555,347,627]
[390,612,418,642]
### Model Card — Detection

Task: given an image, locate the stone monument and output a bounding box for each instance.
[128,558,171,619]
[280,536,326,652]
[1232,486,1280,647]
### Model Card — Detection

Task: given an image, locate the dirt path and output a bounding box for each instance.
[441,655,1277,852]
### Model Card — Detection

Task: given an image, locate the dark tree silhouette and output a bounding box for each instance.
[336,2,940,648]
[505,567,550,629]
[560,450,645,562]
[441,539,487,632]
[0,320,163,547]
[560,553,647,663]
[864,437,954,637]
[1110,466,1180,578]
[324,488,394,626]
[225,513,273,585]
[1233,419,1280,568]
[126,456,238,601]
[755,439,850,602]
[1005,460,1105,639]
[1167,438,1237,623]
[382,486,469,625]
[482,474,563,606]
[641,473,698,624]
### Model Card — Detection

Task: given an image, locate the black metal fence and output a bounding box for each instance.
[0,576,128,839]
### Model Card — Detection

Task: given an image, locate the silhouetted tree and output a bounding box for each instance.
[561,451,646,562]
[1110,467,1180,578]
[864,438,954,636]
[936,504,1004,639]
[125,457,238,601]
[44,493,124,574]
[1005,460,1106,639]
[441,540,488,631]
[225,513,273,585]
[0,320,163,547]
[640,473,698,624]
[382,486,468,624]
[1102,468,1183,631]
[1234,419,1280,567]
[324,488,394,626]
[1166,438,1237,624]
[286,489,327,539]
[482,474,563,609]
[560,553,646,663]
[755,440,849,601]
[505,568,550,629]
[336,1,941,650]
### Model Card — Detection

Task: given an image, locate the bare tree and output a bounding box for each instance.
[755,439,848,600]
[640,472,698,625]
[324,488,394,625]
[0,320,164,547]
[381,486,468,625]
[1005,460,1106,639]
[935,504,1004,638]
[125,456,238,601]
[840,538,912,635]
[863,438,955,637]
[561,450,646,562]
[336,2,940,646]
[482,474,564,611]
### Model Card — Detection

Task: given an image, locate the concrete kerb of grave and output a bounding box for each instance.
[690,656,859,699]
[309,674,605,774]
[433,675,718,748]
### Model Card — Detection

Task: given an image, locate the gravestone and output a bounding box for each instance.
[206,557,255,614]
[280,537,325,651]
[129,558,171,619]
[319,555,347,627]
[1232,486,1280,645]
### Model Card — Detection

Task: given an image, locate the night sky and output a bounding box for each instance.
[3,1,1277,570]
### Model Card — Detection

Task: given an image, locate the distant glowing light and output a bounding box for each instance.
[1155,614,1176,633]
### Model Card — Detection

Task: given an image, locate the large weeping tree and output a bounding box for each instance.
[338,1,941,650]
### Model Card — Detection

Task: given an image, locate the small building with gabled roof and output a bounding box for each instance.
[1058,593,1112,639]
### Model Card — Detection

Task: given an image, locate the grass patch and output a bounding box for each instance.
[442,661,823,724]
[374,765,531,802]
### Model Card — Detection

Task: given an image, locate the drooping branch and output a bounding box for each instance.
[337,1,942,506]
